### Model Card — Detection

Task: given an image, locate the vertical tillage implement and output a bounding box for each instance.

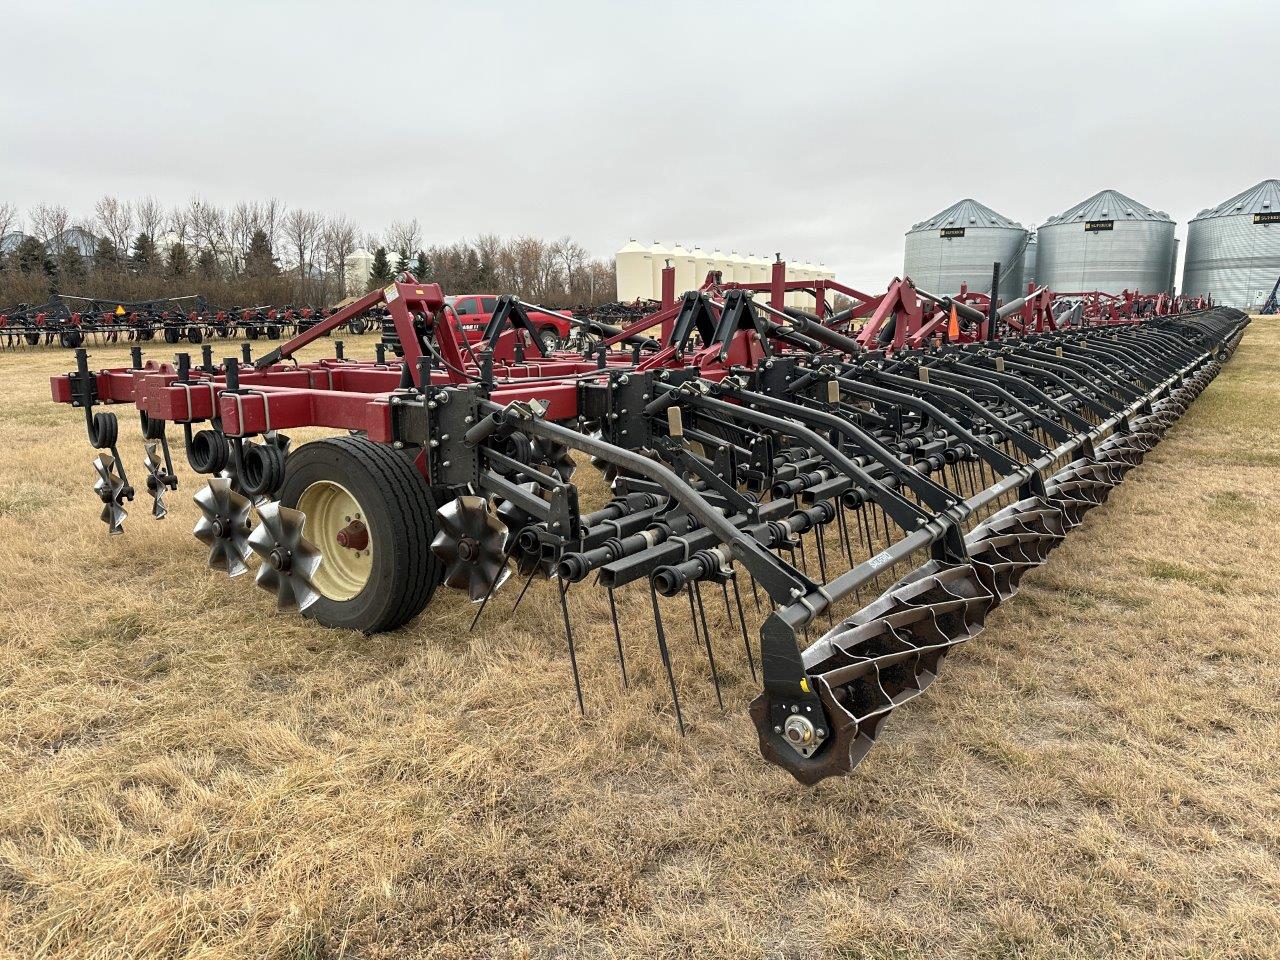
[50,275,1247,782]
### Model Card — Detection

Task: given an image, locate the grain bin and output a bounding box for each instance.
[1182,179,1280,308]
[615,239,653,301]
[1036,189,1174,295]
[748,254,771,297]
[669,243,696,293]
[728,250,752,284]
[690,245,715,289]
[1022,235,1038,293]
[904,199,1029,301]
[647,242,673,300]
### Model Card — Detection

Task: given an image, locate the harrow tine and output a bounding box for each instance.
[557,579,586,715]
[691,581,723,710]
[509,563,539,616]
[606,586,629,689]
[649,584,685,736]
[469,539,518,632]
[731,573,757,682]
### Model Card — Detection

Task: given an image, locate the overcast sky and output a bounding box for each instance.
[3,1,1275,288]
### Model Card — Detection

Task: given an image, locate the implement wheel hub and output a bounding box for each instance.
[297,480,374,602]
[457,538,479,562]
[268,547,292,571]
[335,519,369,551]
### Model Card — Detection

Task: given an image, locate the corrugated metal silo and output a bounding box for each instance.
[1036,189,1175,294]
[1182,179,1280,308]
[904,199,1029,301]
[1022,235,1038,293]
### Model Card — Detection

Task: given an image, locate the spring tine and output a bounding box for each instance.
[508,563,539,616]
[836,501,856,568]
[731,574,757,681]
[557,579,585,715]
[797,534,810,575]
[748,570,762,613]
[607,586,629,689]
[692,581,723,709]
[649,584,685,736]
[469,542,514,631]
[687,583,702,644]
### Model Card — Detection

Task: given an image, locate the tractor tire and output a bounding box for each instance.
[279,436,441,633]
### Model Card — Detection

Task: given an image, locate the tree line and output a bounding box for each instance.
[0,197,617,311]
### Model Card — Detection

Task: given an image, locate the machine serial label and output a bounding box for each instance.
[939,227,966,238]
[1254,212,1280,224]
[1084,220,1115,232]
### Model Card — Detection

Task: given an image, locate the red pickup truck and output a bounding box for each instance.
[446,295,573,352]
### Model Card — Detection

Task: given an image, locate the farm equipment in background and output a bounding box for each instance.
[0,295,343,349]
[49,262,1249,783]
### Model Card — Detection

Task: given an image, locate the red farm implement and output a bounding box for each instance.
[50,265,1248,783]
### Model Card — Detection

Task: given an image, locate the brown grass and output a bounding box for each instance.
[1,321,1278,959]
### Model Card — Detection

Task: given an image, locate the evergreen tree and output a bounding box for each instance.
[394,249,410,277]
[463,247,482,290]
[92,236,120,273]
[196,249,219,280]
[167,241,191,277]
[369,246,393,284]
[244,229,278,277]
[413,250,430,281]
[130,232,157,272]
[57,246,87,286]
[14,236,53,276]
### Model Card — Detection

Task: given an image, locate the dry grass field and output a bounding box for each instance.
[1,320,1278,959]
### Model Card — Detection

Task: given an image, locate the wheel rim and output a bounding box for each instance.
[297,480,373,601]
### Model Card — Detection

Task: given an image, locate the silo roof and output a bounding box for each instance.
[1190,179,1280,221]
[907,198,1023,234]
[1042,189,1171,226]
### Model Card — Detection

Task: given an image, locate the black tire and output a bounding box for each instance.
[246,325,260,340]
[187,325,204,344]
[279,437,441,633]
[24,331,40,345]
[163,326,180,344]
[537,327,561,353]
[266,324,281,340]
[350,318,368,335]
[60,329,84,348]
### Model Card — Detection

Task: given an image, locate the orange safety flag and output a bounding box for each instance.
[947,304,960,341]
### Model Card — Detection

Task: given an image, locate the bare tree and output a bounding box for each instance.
[0,202,18,242]
[553,236,588,297]
[28,203,71,245]
[94,196,134,254]
[283,208,322,280]
[385,218,422,263]
[168,203,192,245]
[188,198,228,263]
[134,195,164,242]
[323,215,358,297]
